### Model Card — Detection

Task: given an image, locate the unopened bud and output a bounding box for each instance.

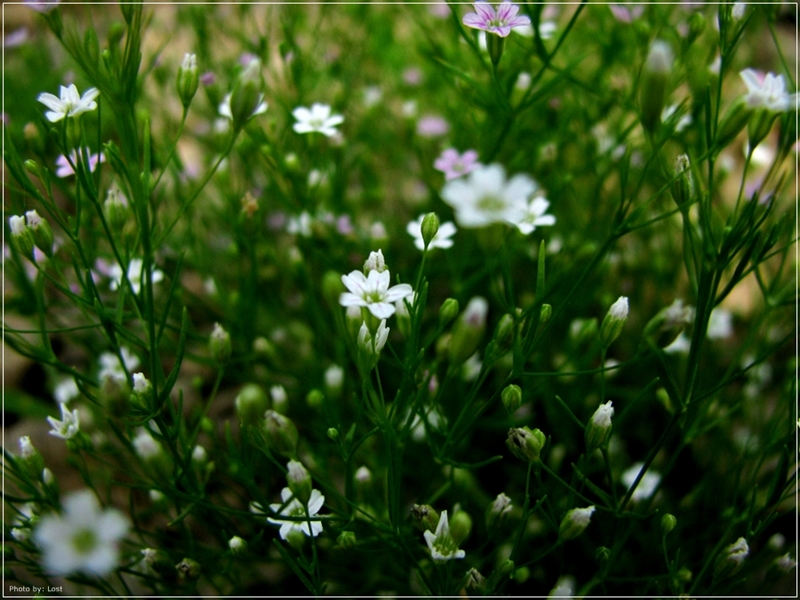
[235,384,269,426]
[420,212,440,249]
[485,493,512,529]
[449,510,472,545]
[227,58,266,131]
[494,313,515,350]
[337,531,357,549]
[640,41,673,133]
[466,568,486,591]
[559,506,595,541]
[411,504,440,533]
[228,536,247,555]
[539,303,553,326]
[25,210,54,257]
[177,53,199,108]
[439,298,459,326]
[176,557,201,579]
[18,436,44,478]
[8,215,35,259]
[595,546,611,562]
[585,401,614,454]
[209,323,231,364]
[306,388,324,408]
[324,365,344,399]
[713,537,749,579]
[600,297,628,348]
[661,513,677,535]
[363,249,386,273]
[506,427,546,463]
[286,459,312,504]
[501,384,522,414]
[263,410,298,457]
[327,427,339,441]
[671,154,693,208]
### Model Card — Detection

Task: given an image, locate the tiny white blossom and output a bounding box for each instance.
[132,373,149,394]
[740,69,799,113]
[33,490,129,576]
[622,462,661,502]
[324,365,344,390]
[732,2,746,20]
[340,268,413,319]
[191,445,207,463]
[707,308,733,340]
[37,84,99,123]
[549,575,576,598]
[267,487,325,539]
[8,215,26,236]
[423,510,465,562]
[608,297,629,320]
[132,429,161,459]
[53,377,79,403]
[109,258,164,295]
[270,385,288,410]
[286,212,312,237]
[292,103,344,137]
[358,319,390,356]
[98,347,140,383]
[364,249,387,273]
[406,214,457,250]
[591,401,614,428]
[355,466,372,483]
[510,195,556,235]
[47,404,80,439]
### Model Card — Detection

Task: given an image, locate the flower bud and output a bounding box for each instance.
[305,388,324,408]
[324,365,344,400]
[363,249,386,273]
[191,445,207,464]
[539,303,553,327]
[501,384,522,414]
[141,548,172,575]
[466,568,486,591]
[439,298,459,326]
[24,210,54,257]
[640,41,673,133]
[270,385,288,414]
[327,427,339,441]
[713,537,749,579]
[449,297,488,368]
[715,99,753,150]
[671,154,693,208]
[177,53,199,108]
[506,427,546,463]
[286,529,306,550]
[600,297,628,348]
[286,459,312,504]
[8,215,35,260]
[337,531,357,549]
[497,559,515,578]
[585,401,614,454]
[263,410,299,458]
[209,323,231,365]
[595,546,611,562]
[485,493,512,529]
[176,557,201,580]
[661,513,677,535]
[228,58,266,131]
[322,270,345,307]
[494,313,515,350]
[41,467,55,487]
[228,536,247,555]
[18,436,44,479]
[411,504,440,533]
[449,510,472,545]
[235,384,269,426]
[420,212,440,249]
[559,506,595,541]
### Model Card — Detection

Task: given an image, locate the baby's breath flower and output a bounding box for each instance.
[559,506,595,541]
[267,487,325,539]
[55,149,104,178]
[423,510,466,562]
[109,258,165,295]
[622,462,661,502]
[37,84,99,123]
[47,404,80,439]
[340,266,413,320]
[292,103,344,137]
[434,148,481,181]
[740,69,798,113]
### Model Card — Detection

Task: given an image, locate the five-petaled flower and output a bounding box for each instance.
[37,84,99,123]
[55,149,104,178]
[33,490,129,577]
[340,268,413,319]
[109,258,165,295]
[423,510,466,562]
[463,1,531,38]
[47,404,80,439]
[511,196,556,234]
[434,148,481,181]
[739,69,799,112]
[292,103,344,137]
[407,214,457,251]
[266,487,325,539]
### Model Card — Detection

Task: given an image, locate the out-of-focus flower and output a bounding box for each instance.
[109,258,164,295]
[462,1,531,37]
[98,347,140,383]
[707,308,734,340]
[510,195,556,235]
[609,3,644,23]
[267,487,325,539]
[24,0,60,12]
[434,148,481,181]
[340,268,413,319]
[549,575,576,598]
[407,214,457,250]
[622,462,661,502]
[292,103,344,137]
[662,104,692,132]
[424,510,466,562]
[55,150,104,178]
[286,212,313,237]
[54,378,80,404]
[416,115,450,137]
[559,506,595,540]
[37,84,98,122]
[33,490,129,576]
[47,404,80,439]
[739,69,798,113]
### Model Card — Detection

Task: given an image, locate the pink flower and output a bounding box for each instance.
[417,115,450,138]
[463,2,531,38]
[24,0,60,13]
[609,4,644,23]
[434,148,481,181]
[55,150,105,178]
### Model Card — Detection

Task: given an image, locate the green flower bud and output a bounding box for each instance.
[104,189,129,235]
[449,297,488,368]
[713,537,749,580]
[497,559,515,579]
[305,388,324,408]
[439,298,459,326]
[23,159,41,178]
[227,58,267,131]
[235,384,269,426]
[584,401,614,454]
[177,53,199,108]
[675,567,692,583]
[671,154,693,209]
[661,513,677,535]
[595,546,611,562]
[263,410,299,458]
[322,270,345,308]
[599,297,628,348]
[228,536,247,556]
[411,504,440,533]
[175,557,201,580]
[506,427,546,463]
[337,531,357,549]
[327,427,339,441]
[501,384,522,414]
[539,303,553,327]
[286,459,312,504]
[420,212,440,249]
[485,493,512,529]
[449,510,472,546]
[559,506,595,541]
[209,323,231,365]
[8,215,35,260]
[640,41,673,133]
[18,436,44,479]
[494,313,515,350]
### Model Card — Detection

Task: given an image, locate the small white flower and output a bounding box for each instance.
[423,510,465,562]
[37,84,99,123]
[549,575,576,598]
[608,297,629,320]
[191,445,207,463]
[707,308,733,340]
[732,2,746,20]
[270,385,288,410]
[42,468,54,485]
[47,404,80,439]
[591,401,614,428]
[132,373,149,394]
[98,347,140,383]
[364,249,387,273]
[8,215,26,236]
[622,462,661,502]
[740,69,799,113]
[324,365,344,390]
[24,209,42,228]
[340,268,413,319]
[461,352,483,382]
[19,436,36,458]
[286,212,312,237]
[132,428,161,459]
[441,164,534,228]
[33,489,129,576]
[726,537,749,564]
[229,536,246,552]
[406,214,457,250]
[510,195,556,235]
[267,487,325,539]
[11,528,29,542]
[292,103,344,137]
[355,466,372,483]
[357,319,390,356]
[109,258,164,295]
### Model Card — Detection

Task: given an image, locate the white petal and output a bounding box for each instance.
[384,283,413,303]
[367,302,395,319]
[308,490,325,515]
[341,271,368,296]
[293,106,312,122]
[339,292,367,307]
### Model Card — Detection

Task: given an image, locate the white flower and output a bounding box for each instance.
[406,214,457,250]
[47,404,80,439]
[591,401,614,428]
[340,269,413,319]
[109,258,164,295]
[355,466,372,483]
[423,510,465,562]
[549,575,576,598]
[286,212,312,237]
[358,319,390,356]
[608,296,629,320]
[364,249,387,273]
[8,215,26,236]
[98,347,140,383]
[707,307,733,340]
[726,537,749,564]
[33,489,129,576]
[219,92,268,121]
[732,2,746,20]
[740,69,799,112]
[37,84,99,123]
[191,445,207,463]
[292,103,344,137]
[267,487,325,539]
[19,436,36,458]
[622,462,661,502]
[510,195,556,234]
[132,373,149,394]
[132,428,161,459]
[440,164,534,228]
[324,365,344,390]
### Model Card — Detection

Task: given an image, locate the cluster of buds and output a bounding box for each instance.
[8,210,54,260]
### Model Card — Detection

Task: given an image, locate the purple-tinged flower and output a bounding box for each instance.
[24,0,60,13]
[417,115,450,137]
[740,69,799,113]
[403,67,423,86]
[434,148,481,181]
[463,2,531,38]
[4,28,29,49]
[609,4,644,23]
[200,71,216,86]
[55,150,104,178]
[429,3,451,18]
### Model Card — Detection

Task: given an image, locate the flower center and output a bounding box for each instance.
[72,528,97,553]
[477,195,506,212]
[433,535,459,557]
